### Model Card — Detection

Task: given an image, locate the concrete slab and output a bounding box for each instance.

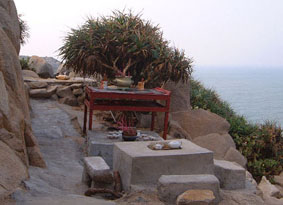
[88,130,163,168]
[113,139,214,191]
[214,159,245,190]
[157,174,220,204]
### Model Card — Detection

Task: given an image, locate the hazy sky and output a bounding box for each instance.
[15,0,283,67]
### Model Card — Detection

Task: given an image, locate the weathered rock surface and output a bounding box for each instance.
[169,120,192,140]
[171,109,230,140]
[59,96,78,106]
[258,176,281,198]
[219,189,264,205]
[224,147,247,167]
[22,70,40,78]
[73,88,83,96]
[28,56,54,78]
[0,141,28,197]
[193,133,235,159]
[56,85,73,98]
[29,87,56,98]
[0,0,44,199]
[27,81,48,89]
[176,189,215,205]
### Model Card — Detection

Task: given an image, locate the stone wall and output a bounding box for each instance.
[0,0,45,199]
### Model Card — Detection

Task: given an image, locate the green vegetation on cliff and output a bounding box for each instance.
[191,79,283,182]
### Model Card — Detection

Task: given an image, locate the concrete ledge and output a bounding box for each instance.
[157,174,220,204]
[214,159,245,190]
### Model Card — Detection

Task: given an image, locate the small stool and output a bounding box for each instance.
[82,156,113,187]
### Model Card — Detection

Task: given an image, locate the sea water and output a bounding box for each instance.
[193,66,283,126]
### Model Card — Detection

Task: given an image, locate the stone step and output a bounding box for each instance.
[82,156,113,187]
[157,174,220,204]
[113,139,214,191]
[214,159,246,190]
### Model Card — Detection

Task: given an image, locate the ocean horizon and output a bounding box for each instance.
[193,66,283,127]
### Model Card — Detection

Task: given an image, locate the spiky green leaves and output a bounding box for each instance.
[59,10,192,87]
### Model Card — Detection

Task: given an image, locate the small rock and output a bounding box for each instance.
[258,176,281,198]
[56,86,73,98]
[177,189,215,205]
[29,88,52,98]
[22,70,40,78]
[73,88,83,96]
[274,172,283,186]
[70,83,83,89]
[51,94,58,101]
[27,81,48,89]
[59,96,78,106]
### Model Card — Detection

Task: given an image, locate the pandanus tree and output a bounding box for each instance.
[59,10,193,87]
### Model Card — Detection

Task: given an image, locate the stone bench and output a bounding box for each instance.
[157,174,221,204]
[214,159,246,190]
[82,156,113,187]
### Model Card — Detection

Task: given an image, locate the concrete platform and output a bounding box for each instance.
[113,139,214,191]
[88,130,163,168]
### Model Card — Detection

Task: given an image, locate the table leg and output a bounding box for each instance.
[83,103,87,134]
[163,112,169,140]
[88,107,93,130]
[151,112,155,131]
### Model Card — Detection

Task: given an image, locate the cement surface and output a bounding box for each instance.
[12,100,115,204]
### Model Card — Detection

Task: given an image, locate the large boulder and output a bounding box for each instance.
[162,80,191,112]
[0,0,45,199]
[22,70,40,78]
[42,56,60,74]
[171,109,230,140]
[193,133,235,159]
[28,56,54,78]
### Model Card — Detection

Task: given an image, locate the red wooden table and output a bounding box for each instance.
[83,86,171,140]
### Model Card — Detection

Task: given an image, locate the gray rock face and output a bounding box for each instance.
[157,174,221,204]
[0,0,44,198]
[193,133,235,159]
[29,56,54,78]
[42,56,60,74]
[214,159,246,190]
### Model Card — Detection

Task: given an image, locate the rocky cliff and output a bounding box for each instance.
[0,0,45,199]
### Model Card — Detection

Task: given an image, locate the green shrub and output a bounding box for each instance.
[20,57,30,70]
[191,78,283,182]
[59,10,192,87]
